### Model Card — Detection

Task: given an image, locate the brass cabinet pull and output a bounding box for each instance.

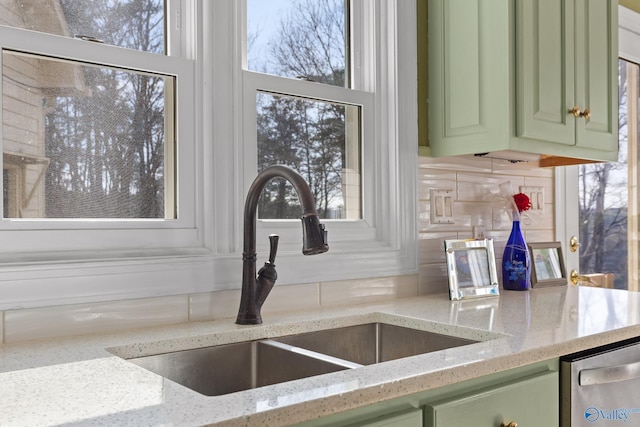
[580,108,591,119]
[568,106,590,120]
[500,422,518,427]
[568,105,581,117]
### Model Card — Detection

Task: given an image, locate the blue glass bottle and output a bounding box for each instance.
[502,218,531,290]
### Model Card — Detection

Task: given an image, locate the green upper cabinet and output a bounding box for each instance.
[516,0,618,155]
[426,0,619,164]
[426,0,510,156]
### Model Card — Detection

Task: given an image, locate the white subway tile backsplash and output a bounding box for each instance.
[0,275,413,343]
[491,159,554,177]
[0,155,557,344]
[524,176,555,204]
[454,201,493,229]
[523,229,556,243]
[189,289,240,322]
[417,170,457,200]
[320,275,418,307]
[4,295,189,343]
[419,154,493,172]
[189,284,319,322]
[419,232,457,264]
[264,282,320,314]
[456,173,523,202]
[489,230,511,257]
[418,263,449,295]
[417,155,555,297]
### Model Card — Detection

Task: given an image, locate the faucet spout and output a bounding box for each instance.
[236,165,329,325]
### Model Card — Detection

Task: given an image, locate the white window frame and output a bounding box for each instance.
[0,1,211,309]
[210,0,418,285]
[0,0,418,309]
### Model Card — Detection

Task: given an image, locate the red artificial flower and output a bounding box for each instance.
[513,193,532,213]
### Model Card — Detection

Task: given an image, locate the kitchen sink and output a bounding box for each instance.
[274,322,478,365]
[127,339,357,396]
[125,322,481,396]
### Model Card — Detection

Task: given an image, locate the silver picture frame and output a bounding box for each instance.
[444,238,499,300]
[528,241,567,287]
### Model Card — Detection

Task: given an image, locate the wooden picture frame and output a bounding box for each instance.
[528,242,567,287]
[444,239,499,300]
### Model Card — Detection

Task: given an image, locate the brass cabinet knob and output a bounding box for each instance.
[568,105,581,117]
[569,235,580,252]
[580,108,591,120]
[500,422,518,427]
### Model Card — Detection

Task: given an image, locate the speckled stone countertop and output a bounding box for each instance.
[2,285,640,426]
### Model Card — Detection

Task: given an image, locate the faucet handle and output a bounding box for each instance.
[268,234,279,264]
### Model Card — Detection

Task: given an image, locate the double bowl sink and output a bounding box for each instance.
[124,322,482,396]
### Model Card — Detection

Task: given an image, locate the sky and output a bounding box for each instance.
[247,0,293,70]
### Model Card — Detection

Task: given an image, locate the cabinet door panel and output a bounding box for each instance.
[444,1,480,132]
[575,0,618,152]
[425,371,559,427]
[516,0,575,146]
[347,409,423,427]
[428,0,510,156]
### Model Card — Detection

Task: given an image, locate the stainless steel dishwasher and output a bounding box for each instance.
[561,337,640,426]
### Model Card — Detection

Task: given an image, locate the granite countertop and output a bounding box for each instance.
[2,285,640,426]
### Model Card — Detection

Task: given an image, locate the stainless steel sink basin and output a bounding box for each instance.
[125,322,481,396]
[274,322,478,365]
[127,339,356,396]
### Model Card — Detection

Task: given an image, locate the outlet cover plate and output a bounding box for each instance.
[519,186,544,211]
[430,189,455,224]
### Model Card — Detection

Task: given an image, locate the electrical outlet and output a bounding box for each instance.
[430,189,455,224]
[519,186,544,211]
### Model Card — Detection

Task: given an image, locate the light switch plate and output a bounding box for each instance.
[519,186,544,211]
[430,189,455,224]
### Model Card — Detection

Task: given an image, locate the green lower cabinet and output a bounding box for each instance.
[424,371,559,427]
[295,360,559,427]
[346,409,423,427]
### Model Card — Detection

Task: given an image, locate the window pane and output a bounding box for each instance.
[247,0,348,87]
[256,92,360,220]
[2,50,175,219]
[0,0,165,54]
[578,59,639,289]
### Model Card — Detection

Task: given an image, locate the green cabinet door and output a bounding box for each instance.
[574,0,618,153]
[516,0,618,155]
[428,0,510,157]
[347,409,423,427]
[515,0,575,146]
[424,371,559,427]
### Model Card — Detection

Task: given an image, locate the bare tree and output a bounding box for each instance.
[252,0,349,219]
[46,0,165,218]
[578,60,629,283]
[268,0,346,86]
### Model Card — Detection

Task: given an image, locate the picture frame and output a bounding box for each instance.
[444,239,499,300]
[528,241,567,287]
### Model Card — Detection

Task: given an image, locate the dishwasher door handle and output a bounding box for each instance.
[579,360,640,386]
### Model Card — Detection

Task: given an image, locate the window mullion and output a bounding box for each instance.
[351,0,376,92]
